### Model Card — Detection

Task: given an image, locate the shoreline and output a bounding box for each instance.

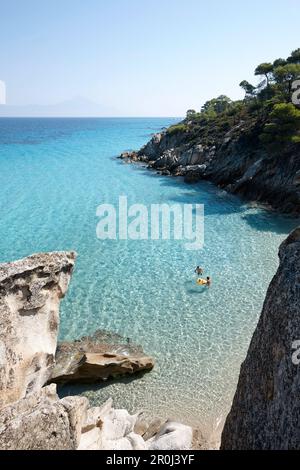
[119,121,300,217]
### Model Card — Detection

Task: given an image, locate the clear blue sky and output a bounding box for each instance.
[1,0,299,116]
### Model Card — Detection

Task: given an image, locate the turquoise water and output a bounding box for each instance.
[0,118,298,438]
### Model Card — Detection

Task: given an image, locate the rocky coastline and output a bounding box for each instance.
[0,226,300,449]
[0,252,194,450]
[120,123,300,216]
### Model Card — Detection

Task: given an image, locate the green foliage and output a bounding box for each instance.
[287,48,300,64]
[239,80,256,98]
[273,63,300,84]
[260,103,300,147]
[186,109,196,118]
[271,63,300,101]
[167,124,188,135]
[273,58,287,68]
[255,62,274,84]
[178,47,300,155]
[201,95,232,115]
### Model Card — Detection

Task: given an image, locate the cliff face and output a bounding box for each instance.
[120,123,300,215]
[0,252,76,409]
[221,227,300,450]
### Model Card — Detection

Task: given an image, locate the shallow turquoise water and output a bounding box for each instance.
[0,118,298,437]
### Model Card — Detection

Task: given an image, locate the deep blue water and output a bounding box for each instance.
[0,117,298,438]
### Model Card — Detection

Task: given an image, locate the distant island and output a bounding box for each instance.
[0,96,115,118]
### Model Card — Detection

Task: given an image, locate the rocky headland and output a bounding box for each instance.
[120,125,300,216]
[0,252,193,450]
[120,49,300,216]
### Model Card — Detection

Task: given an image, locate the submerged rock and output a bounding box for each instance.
[221,227,300,450]
[50,330,154,384]
[0,252,76,409]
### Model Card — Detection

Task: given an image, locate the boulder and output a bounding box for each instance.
[0,252,76,409]
[142,417,163,441]
[0,384,87,450]
[98,407,145,450]
[101,408,138,441]
[146,420,193,450]
[51,331,154,384]
[81,398,113,433]
[133,416,149,436]
[78,427,103,450]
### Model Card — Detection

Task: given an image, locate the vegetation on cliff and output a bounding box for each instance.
[121,49,300,214]
[168,48,300,152]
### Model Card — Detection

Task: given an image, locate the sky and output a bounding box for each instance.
[0,0,299,116]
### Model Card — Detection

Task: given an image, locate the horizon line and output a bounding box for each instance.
[0,115,183,119]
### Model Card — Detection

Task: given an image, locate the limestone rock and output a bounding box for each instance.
[101,408,138,441]
[102,432,146,451]
[78,427,103,450]
[60,395,89,448]
[221,227,300,450]
[81,398,113,433]
[0,252,76,409]
[133,416,149,436]
[51,331,154,384]
[0,385,87,450]
[99,407,145,450]
[146,420,193,450]
[142,417,163,441]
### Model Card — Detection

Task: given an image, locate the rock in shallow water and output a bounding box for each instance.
[50,330,154,384]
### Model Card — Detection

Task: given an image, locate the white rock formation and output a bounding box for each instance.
[0,252,76,409]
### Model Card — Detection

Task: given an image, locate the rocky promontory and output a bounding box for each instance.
[120,124,300,215]
[120,44,300,217]
[0,252,193,450]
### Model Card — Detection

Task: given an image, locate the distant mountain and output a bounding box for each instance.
[0,97,116,117]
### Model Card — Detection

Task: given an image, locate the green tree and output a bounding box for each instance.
[273,63,300,96]
[239,80,256,98]
[287,48,300,64]
[273,58,287,68]
[260,103,300,147]
[255,63,274,85]
[202,95,232,115]
[186,109,196,118]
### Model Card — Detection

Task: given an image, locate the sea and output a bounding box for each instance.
[0,117,298,441]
